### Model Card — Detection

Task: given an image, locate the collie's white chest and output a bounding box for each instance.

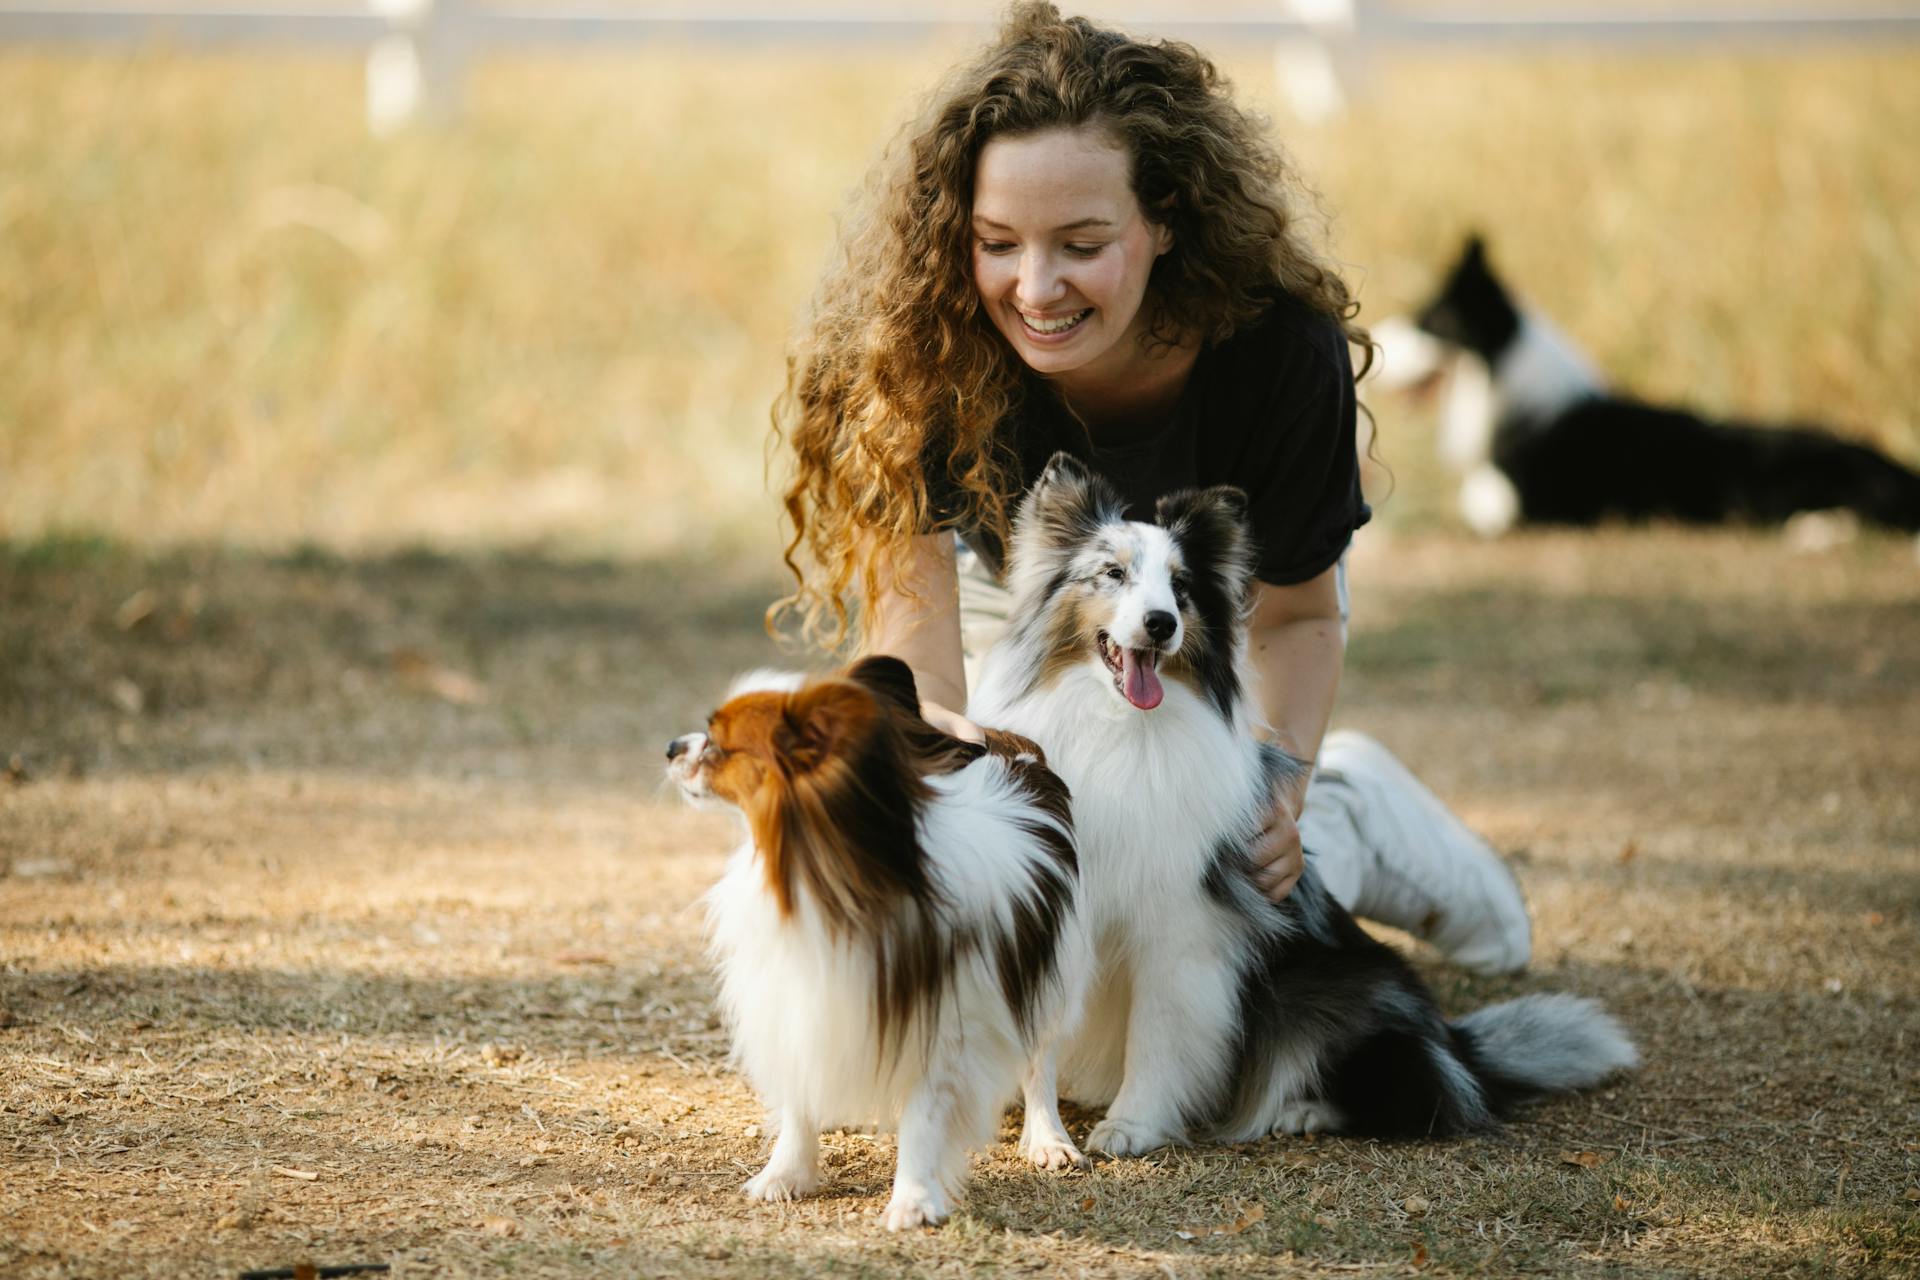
[986,677,1261,902]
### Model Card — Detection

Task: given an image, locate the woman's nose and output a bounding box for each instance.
[1015,250,1066,309]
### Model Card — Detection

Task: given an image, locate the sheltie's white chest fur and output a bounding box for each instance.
[971,665,1269,1110]
[977,667,1261,913]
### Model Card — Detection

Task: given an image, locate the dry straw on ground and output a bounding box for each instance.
[4,529,1916,1278]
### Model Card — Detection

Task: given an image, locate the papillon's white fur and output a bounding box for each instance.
[969,453,1638,1150]
[669,656,1090,1229]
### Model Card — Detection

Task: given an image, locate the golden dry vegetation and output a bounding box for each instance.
[3,43,1917,551]
[3,34,1919,1280]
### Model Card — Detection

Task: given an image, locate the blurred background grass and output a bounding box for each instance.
[3,38,1917,557]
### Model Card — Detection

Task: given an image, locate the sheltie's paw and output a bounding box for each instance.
[743,1164,818,1202]
[1272,1100,1342,1136]
[1086,1116,1175,1158]
[1020,1133,1088,1171]
[882,1183,950,1231]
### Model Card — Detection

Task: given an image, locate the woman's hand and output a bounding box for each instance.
[1251,772,1307,903]
[919,700,986,745]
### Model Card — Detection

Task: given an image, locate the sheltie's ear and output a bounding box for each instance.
[1158,484,1248,528]
[1157,484,1257,608]
[845,654,920,718]
[777,680,877,776]
[1021,450,1126,550]
[1036,450,1093,497]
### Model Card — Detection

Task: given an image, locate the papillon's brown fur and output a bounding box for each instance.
[701,672,939,931]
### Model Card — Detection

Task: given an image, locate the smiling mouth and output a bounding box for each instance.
[1097,630,1165,711]
[1021,308,1092,337]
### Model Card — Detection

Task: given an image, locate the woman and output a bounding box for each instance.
[772,2,1529,975]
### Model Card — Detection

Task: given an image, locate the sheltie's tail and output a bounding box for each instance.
[1450,994,1639,1115]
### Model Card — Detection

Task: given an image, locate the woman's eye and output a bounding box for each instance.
[1065,242,1106,258]
[978,240,1016,255]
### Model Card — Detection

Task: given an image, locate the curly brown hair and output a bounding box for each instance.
[771,1,1370,648]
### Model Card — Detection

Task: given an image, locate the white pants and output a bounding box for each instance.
[957,544,1531,975]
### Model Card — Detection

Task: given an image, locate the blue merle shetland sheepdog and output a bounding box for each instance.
[967,453,1637,1152]
[1380,235,1920,537]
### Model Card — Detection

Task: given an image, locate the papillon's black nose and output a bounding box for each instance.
[1144,610,1177,644]
[666,737,689,762]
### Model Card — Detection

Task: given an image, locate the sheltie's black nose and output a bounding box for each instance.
[666,737,689,762]
[1144,610,1177,644]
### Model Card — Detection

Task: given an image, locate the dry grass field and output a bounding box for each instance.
[4,530,1917,1278]
[4,31,1920,1280]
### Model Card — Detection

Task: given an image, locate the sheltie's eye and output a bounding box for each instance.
[1171,573,1192,606]
[1102,564,1125,583]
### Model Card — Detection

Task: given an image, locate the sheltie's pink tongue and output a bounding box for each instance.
[1121,649,1164,710]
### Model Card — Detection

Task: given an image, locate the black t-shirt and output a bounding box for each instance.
[929,291,1369,585]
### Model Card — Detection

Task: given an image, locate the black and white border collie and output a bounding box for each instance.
[1372,236,1920,537]
[968,453,1637,1151]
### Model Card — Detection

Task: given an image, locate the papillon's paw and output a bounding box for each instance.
[1020,1133,1088,1171]
[882,1182,951,1231]
[743,1163,818,1202]
[1272,1100,1342,1136]
[1086,1115,1175,1158]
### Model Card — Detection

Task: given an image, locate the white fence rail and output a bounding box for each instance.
[4,5,1918,130]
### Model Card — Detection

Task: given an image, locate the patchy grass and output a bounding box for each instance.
[4,528,1917,1278]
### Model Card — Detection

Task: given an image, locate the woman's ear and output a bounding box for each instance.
[1151,195,1176,255]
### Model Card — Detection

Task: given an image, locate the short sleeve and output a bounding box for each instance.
[1232,320,1370,585]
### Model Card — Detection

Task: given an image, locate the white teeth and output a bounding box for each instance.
[1022,309,1090,335]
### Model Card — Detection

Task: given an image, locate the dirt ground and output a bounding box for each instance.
[3,527,1917,1278]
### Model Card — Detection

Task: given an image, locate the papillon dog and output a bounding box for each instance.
[667,655,1091,1229]
[1371,235,1920,537]
[968,453,1638,1152]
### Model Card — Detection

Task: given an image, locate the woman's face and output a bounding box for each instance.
[970,126,1173,386]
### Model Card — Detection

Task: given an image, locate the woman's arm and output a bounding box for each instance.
[858,532,982,741]
[1246,563,1347,900]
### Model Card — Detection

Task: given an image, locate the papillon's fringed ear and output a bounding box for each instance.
[845,655,921,719]
[1023,450,1124,549]
[850,654,989,776]
[776,680,878,775]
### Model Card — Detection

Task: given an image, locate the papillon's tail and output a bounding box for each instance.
[1450,994,1638,1114]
